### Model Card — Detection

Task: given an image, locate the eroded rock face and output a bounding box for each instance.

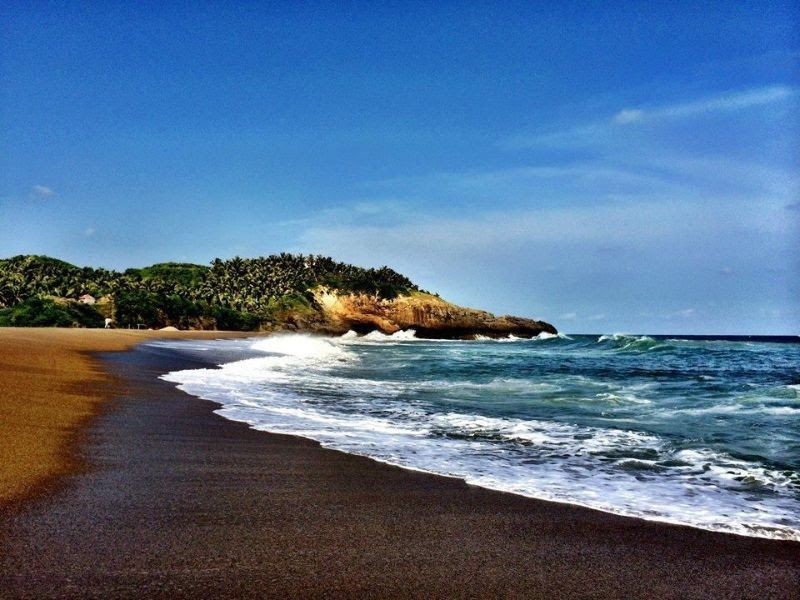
[311,289,557,339]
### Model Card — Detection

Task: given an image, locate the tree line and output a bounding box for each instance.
[0,254,419,329]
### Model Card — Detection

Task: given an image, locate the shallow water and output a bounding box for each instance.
[156,331,800,540]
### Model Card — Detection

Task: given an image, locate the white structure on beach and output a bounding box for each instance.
[78,294,96,305]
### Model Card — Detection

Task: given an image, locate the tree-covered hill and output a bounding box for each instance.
[125,262,210,287]
[0,254,419,330]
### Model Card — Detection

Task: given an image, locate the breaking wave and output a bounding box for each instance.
[597,333,672,352]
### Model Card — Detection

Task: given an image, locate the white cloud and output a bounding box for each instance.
[31,185,55,198]
[612,109,644,124]
[443,164,672,191]
[507,85,797,148]
[84,227,96,237]
[298,195,780,262]
[666,308,696,319]
[656,86,794,118]
[559,312,577,320]
[612,85,795,126]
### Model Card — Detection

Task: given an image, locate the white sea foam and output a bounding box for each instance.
[597,333,630,342]
[251,333,354,360]
[340,329,462,345]
[534,331,559,340]
[471,331,572,342]
[594,392,652,405]
[597,333,673,352]
[363,329,418,341]
[532,331,574,341]
[660,402,800,418]
[430,412,663,452]
[760,406,800,416]
[469,378,561,393]
[474,334,525,342]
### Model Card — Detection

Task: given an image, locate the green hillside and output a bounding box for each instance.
[0,254,419,330]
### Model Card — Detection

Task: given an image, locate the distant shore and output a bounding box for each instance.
[1,330,798,597]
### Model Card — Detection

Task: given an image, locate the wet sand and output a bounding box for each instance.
[1,339,798,598]
[0,328,252,506]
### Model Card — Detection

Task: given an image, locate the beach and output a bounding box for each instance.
[0,328,252,507]
[1,330,798,598]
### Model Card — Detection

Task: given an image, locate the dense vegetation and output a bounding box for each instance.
[0,297,105,327]
[0,254,419,330]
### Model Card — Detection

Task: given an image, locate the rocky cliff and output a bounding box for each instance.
[310,289,557,339]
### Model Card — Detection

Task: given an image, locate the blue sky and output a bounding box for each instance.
[1,2,798,334]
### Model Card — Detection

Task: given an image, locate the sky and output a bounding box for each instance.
[1,1,798,334]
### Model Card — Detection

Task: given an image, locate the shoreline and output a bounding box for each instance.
[0,327,253,508]
[1,334,798,597]
[198,391,799,543]
[239,436,800,544]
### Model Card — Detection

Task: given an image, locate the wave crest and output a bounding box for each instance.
[251,334,354,360]
[597,333,669,352]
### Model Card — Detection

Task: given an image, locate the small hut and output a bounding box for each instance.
[78,294,96,305]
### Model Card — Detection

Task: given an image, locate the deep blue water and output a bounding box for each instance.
[157,331,800,540]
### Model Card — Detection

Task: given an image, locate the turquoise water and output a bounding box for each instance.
[158,332,800,540]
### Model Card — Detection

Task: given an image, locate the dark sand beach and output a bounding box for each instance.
[0,328,252,507]
[1,336,799,598]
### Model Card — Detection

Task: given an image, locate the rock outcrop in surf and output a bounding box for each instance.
[311,289,557,339]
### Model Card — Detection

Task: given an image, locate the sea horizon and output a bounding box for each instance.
[570,334,800,342]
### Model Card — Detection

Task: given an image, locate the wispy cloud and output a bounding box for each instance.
[557,312,605,322]
[362,163,681,202]
[611,85,795,126]
[486,84,800,225]
[31,185,55,198]
[297,192,784,262]
[504,85,797,149]
[612,109,645,124]
[665,308,697,319]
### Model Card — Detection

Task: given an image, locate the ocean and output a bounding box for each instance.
[156,331,800,541]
